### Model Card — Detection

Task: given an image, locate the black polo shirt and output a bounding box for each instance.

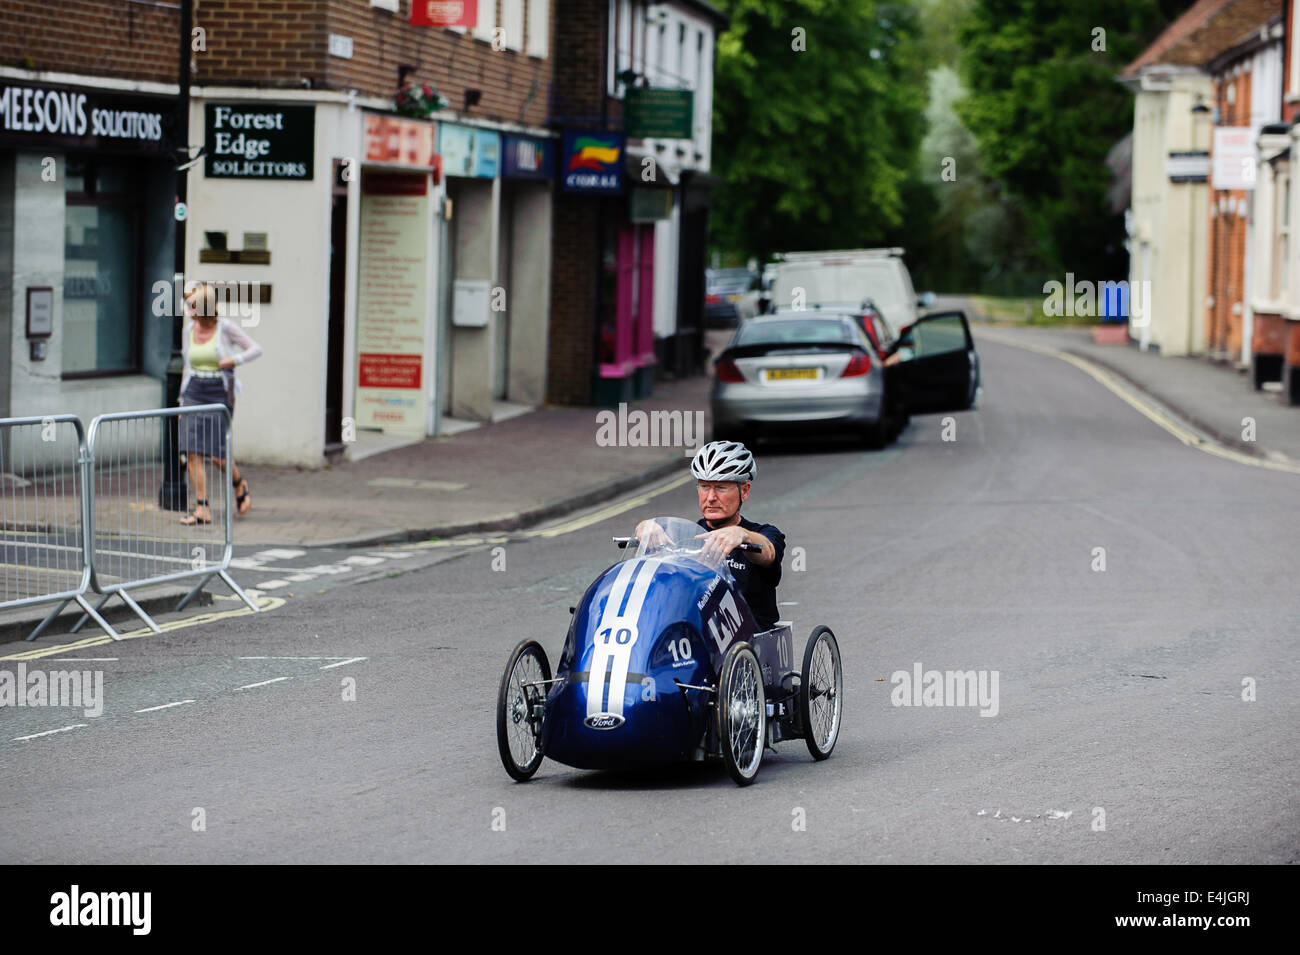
[697,516,785,631]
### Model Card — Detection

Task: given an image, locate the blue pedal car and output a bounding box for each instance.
[496,517,843,785]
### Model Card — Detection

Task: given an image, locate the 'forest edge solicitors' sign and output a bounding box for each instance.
[204,104,315,180]
[561,130,624,194]
[0,83,171,151]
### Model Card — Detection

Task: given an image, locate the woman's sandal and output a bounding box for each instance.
[234,477,252,516]
[180,499,212,525]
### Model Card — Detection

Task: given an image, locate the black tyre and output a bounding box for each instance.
[496,639,551,781]
[861,417,889,449]
[800,626,843,760]
[716,642,766,786]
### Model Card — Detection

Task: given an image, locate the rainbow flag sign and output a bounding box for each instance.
[561,129,625,194]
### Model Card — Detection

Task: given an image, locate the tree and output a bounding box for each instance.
[710,0,930,263]
[955,0,1197,280]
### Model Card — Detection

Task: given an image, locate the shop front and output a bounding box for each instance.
[0,78,177,425]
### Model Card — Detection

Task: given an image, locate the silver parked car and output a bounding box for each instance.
[711,313,895,447]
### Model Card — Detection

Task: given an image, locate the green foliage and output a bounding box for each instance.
[710,0,930,262]
[955,0,1195,279]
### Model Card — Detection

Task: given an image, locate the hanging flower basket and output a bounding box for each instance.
[395,82,449,119]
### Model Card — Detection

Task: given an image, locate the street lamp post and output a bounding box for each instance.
[159,0,194,511]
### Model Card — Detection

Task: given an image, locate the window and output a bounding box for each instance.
[526,0,548,57]
[1292,1,1300,96]
[502,0,523,51]
[63,158,140,376]
[473,0,498,42]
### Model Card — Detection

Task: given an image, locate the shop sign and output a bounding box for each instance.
[204,103,315,180]
[629,187,673,222]
[363,113,438,169]
[439,123,499,178]
[0,81,172,152]
[561,130,624,194]
[624,88,694,139]
[1212,127,1255,190]
[501,135,553,180]
[410,0,477,27]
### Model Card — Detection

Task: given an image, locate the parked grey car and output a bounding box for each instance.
[711,313,895,447]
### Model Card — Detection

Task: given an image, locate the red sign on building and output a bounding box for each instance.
[359,354,423,389]
[410,1,477,28]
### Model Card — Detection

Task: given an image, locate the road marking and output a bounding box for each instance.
[319,656,367,670]
[0,595,286,662]
[14,724,87,741]
[524,473,695,539]
[400,535,510,551]
[238,655,358,661]
[236,677,290,690]
[255,548,306,560]
[135,700,194,713]
[48,657,119,662]
[977,330,1300,476]
[256,579,290,589]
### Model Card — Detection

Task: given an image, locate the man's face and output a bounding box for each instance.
[697,480,749,524]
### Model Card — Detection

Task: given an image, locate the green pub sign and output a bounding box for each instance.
[624,88,695,139]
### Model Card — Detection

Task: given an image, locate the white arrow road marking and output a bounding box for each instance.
[14,724,87,741]
[135,700,195,713]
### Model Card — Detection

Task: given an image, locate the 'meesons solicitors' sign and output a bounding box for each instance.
[0,82,171,151]
[204,104,315,180]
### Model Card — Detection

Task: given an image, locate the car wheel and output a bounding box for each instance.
[861,418,889,449]
[496,639,551,781]
[716,642,766,786]
[800,626,843,760]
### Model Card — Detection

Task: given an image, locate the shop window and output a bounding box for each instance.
[63,158,141,376]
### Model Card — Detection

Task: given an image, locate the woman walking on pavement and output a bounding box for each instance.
[179,282,263,525]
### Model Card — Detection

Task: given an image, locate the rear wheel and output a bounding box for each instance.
[496,640,551,781]
[716,642,766,786]
[800,626,842,760]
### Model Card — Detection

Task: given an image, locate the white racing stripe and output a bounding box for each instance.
[586,559,660,720]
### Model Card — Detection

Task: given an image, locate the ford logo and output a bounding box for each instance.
[584,712,625,731]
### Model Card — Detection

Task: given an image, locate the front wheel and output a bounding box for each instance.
[716,642,766,786]
[496,640,551,781]
[800,626,843,760]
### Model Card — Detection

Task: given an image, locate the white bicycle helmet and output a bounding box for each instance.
[691,440,756,483]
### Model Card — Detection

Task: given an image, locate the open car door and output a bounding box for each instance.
[885,310,980,414]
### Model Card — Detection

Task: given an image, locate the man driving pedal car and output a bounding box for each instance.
[636,441,785,631]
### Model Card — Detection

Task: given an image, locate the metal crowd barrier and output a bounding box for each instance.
[0,414,117,639]
[0,406,259,642]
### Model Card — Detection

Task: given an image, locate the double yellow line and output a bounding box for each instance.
[978,330,1300,476]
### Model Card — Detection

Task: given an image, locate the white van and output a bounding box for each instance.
[766,249,933,338]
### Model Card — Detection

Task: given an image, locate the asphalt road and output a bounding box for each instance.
[1,330,1297,863]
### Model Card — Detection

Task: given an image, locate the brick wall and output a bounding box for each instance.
[191,2,554,128]
[323,1,554,127]
[547,193,601,404]
[197,0,329,87]
[550,0,608,124]
[0,0,179,84]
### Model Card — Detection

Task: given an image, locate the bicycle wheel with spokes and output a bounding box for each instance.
[800,626,842,760]
[496,639,551,781]
[716,642,766,786]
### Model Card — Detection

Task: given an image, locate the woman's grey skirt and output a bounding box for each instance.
[179,375,233,459]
